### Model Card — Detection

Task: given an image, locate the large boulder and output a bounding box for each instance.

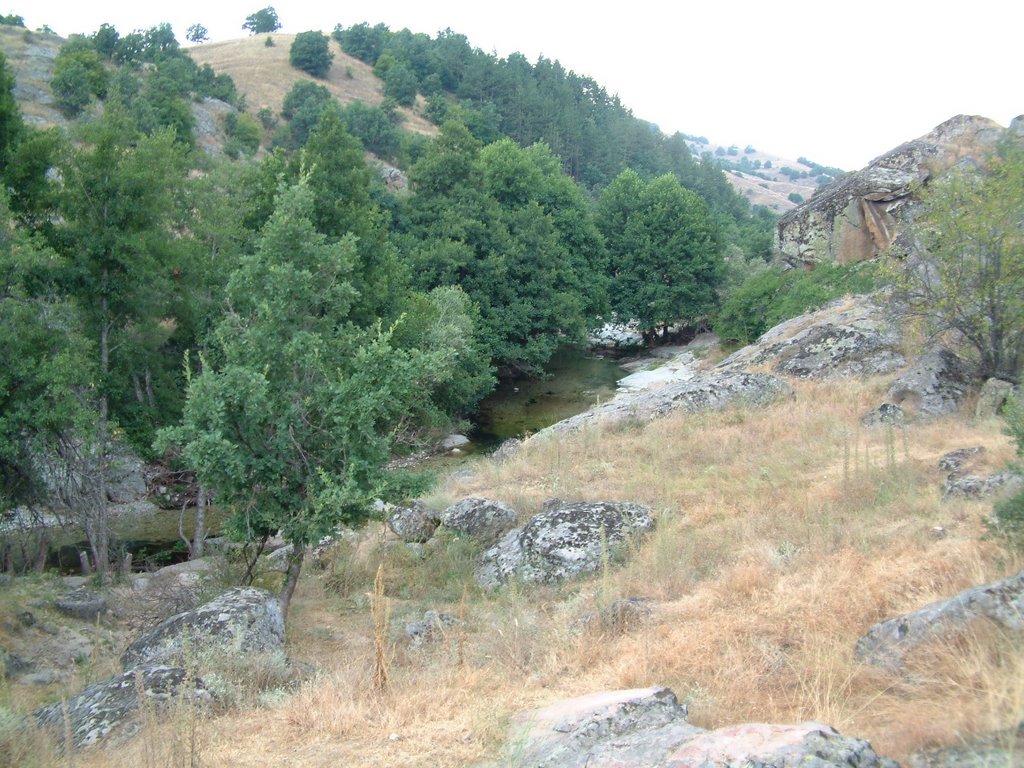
[441,497,518,546]
[534,371,791,438]
[34,665,211,748]
[975,378,1016,418]
[493,687,896,768]
[855,568,1024,669]
[718,294,905,380]
[776,115,1006,269]
[475,500,654,588]
[887,348,974,417]
[120,587,284,669]
[387,501,441,543]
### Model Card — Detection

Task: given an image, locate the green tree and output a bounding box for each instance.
[243,7,281,35]
[186,24,209,44]
[0,51,24,181]
[289,30,333,78]
[893,144,1024,381]
[50,45,108,118]
[599,170,723,339]
[161,182,454,619]
[53,110,188,574]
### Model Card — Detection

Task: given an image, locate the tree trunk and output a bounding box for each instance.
[193,487,207,559]
[279,542,305,623]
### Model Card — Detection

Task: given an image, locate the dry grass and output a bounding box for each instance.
[187,34,438,137]
[62,376,1022,767]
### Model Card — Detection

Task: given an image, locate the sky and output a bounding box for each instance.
[12,0,1022,170]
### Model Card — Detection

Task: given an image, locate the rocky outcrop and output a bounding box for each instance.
[944,472,1023,499]
[387,501,441,543]
[776,115,1006,268]
[887,348,974,417]
[855,568,1024,669]
[440,497,518,546]
[34,665,211,748]
[55,589,107,621]
[533,371,791,438]
[589,320,644,349]
[975,378,1016,418]
[475,501,654,588]
[493,687,896,767]
[718,295,905,380]
[120,587,284,669]
[405,610,462,645]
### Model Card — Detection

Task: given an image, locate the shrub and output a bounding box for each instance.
[988,395,1024,546]
[788,192,805,204]
[289,30,333,78]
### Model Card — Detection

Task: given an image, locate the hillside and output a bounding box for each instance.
[0,24,64,127]
[187,34,437,138]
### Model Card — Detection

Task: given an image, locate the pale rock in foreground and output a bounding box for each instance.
[855,569,1024,669]
[887,348,974,417]
[387,500,441,543]
[492,686,896,767]
[440,497,518,546]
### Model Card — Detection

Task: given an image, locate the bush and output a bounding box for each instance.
[988,395,1024,546]
[289,30,333,78]
[788,192,804,204]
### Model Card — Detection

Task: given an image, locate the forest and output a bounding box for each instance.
[0,16,791,579]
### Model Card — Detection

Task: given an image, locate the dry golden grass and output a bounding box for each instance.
[187,34,437,138]
[65,376,1021,767]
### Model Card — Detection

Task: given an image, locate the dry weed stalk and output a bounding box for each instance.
[371,562,391,694]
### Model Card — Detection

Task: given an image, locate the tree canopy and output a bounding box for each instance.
[289,30,333,78]
[243,7,281,35]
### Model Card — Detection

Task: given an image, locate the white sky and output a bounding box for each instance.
[12,1,1022,170]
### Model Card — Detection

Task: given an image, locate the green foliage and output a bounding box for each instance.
[0,51,23,179]
[289,30,333,78]
[338,101,401,160]
[334,22,388,64]
[243,7,281,35]
[788,192,805,204]
[278,80,336,148]
[0,14,24,26]
[90,24,119,59]
[186,24,209,44]
[598,170,723,336]
[987,394,1024,546]
[51,46,108,117]
[224,111,262,156]
[374,53,418,106]
[892,144,1024,381]
[714,261,879,345]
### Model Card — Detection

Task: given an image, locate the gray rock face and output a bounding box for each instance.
[939,447,986,473]
[441,498,518,546]
[475,501,655,588]
[34,665,211,748]
[719,295,905,380]
[105,442,149,504]
[405,610,462,645]
[855,568,1024,669]
[975,378,1016,418]
[120,587,284,669]
[387,501,441,543]
[55,589,107,621]
[776,115,1006,269]
[495,687,896,768]
[944,472,1024,499]
[441,433,471,451]
[888,348,974,417]
[534,371,791,437]
[862,403,905,428]
[491,438,522,462]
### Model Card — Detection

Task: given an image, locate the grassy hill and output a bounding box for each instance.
[187,33,437,138]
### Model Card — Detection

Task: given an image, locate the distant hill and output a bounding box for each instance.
[187,33,437,138]
[0,24,65,128]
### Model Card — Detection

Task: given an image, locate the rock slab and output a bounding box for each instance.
[475,501,654,588]
[120,587,284,669]
[441,497,518,546]
[856,568,1024,669]
[887,348,974,417]
[388,501,441,543]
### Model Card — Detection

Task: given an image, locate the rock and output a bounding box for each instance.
[62,575,89,589]
[535,371,791,438]
[387,501,441,544]
[34,665,211,748]
[120,587,284,669]
[862,403,905,427]
[405,610,462,645]
[17,610,35,627]
[104,442,149,504]
[855,568,1024,669]
[0,647,31,678]
[441,434,471,451]
[491,438,522,462]
[908,728,1024,768]
[888,348,974,417]
[943,472,1024,499]
[55,589,107,621]
[495,687,895,768]
[441,498,518,547]
[719,294,905,380]
[589,320,644,349]
[975,378,1016,418]
[939,447,986,473]
[776,115,1006,269]
[475,501,654,588]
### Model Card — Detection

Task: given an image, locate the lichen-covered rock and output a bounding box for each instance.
[493,687,897,768]
[120,587,284,669]
[387,501,441,543]
[855,569,1024,669]
[34,665,211,748]
[975,378,1016,418]
[888,348,974,417]
[939,447,986,473]
[776,115,1006,269]
[491,438,522,462]
[475,501,654,588]
[534,371,791,437]
[718,295,905,380]
[55,589,107,621]
[943,472,1024,499]
[862,403,905,427]
[405,610,462,645]
[441,498,518,546]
